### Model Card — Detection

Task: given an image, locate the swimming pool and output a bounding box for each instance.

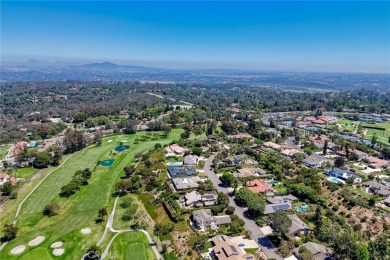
[100,159,115,166]
[327,177,344,184]
[166,162,183,167]
[267,181,278,186]
[28,141,37,148]
[115,145,129,152]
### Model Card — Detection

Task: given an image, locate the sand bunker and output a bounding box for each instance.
[80,228,91,234]
[11,245,26,255]
[53,248,65,256]
[108,140,113,143]
[28,236,45,246]
[51,242,63,248]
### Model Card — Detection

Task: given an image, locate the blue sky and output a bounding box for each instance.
[1,1,390,72]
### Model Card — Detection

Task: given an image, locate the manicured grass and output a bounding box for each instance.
[364,124,390,145]
[109,231,156,260]
[13,167,37,180]
[0,129,183,259]
[336,119,358,132]
[19,247,51,260]
[0,145,11,160]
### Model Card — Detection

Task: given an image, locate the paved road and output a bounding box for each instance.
[204,155,283,260]
[285,137,303,152]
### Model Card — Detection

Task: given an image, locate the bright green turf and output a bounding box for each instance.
[109,231,156,260]
[0,145,11,160]
[363,122,390,145]
[0,129,182,260]
[19,247,51,260]
[12,168,37,180]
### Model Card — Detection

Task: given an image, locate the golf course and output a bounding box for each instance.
[0,129,182,259]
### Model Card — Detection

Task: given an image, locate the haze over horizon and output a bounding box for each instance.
[2,1,390,73]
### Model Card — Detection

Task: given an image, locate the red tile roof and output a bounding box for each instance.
[246,179,273,193]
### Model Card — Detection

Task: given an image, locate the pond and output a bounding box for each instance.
[115,145,129,152]
[100,159,115,166]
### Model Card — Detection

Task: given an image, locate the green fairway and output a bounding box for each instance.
[109,231,156,260]
[0,145,11,160]
[0,129,182,259]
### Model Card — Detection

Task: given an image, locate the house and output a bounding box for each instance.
[287,215,312,237]
[233,168,267,178]
[167,167,197,178]
[337,149,367,160]
[211,235,255,260]
[9,177,21,186]
[183,154,199,165]
[367,156,390,169]
[267,195,298,204]
[192,209,231,231]
[0,173,10,185]
[263,141,282,150]
[362,181,390,197]
[184,191,202,207]
[296,121,312,128]
[264,203,292,215]
[184,191,217,207]
[304,116,317,123]
[325,168,362,183]
[383,196,390,207]
[313,119,325,125]
[282,149,301,157]
[303,154,328,168]
[223,155,244,165]
[172,177,201,191]
[294,242,332,260]
[164,144,186,156]
[227,133,255,142]
[246,179,274,194]
[317,115,337,124]
[13,141,28,156]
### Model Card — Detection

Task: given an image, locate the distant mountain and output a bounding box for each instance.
[78,61,120,69]
[18,59,50,68]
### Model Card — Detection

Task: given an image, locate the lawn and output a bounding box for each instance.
[336,119,358,132]
[12,168,37,180]
[0,129,183,259]
[109,231,156,260]
[363,122,390,145]
[0,145,11,160]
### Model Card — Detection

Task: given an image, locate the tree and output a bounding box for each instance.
[193,234,208,250]
[369,233,390,260]
[323,140,328,155]
[59,182,80,197]
[225,206,235,215]
[73,111,88,123]
[181,130,190,139]
[334,157,345,167]
[2,224,18,241]
[193,125,203,138]
[220,173,235,187]
[299,246,314,260]
[64,130,86,153]
[371,133,378,148]
[74,168,92,185]
[154,143,162,150]
[115,179,131,194]
[355,243,370,260]
[269,211,292,237]
[98,207,108,221]
[207,121,216,136]
[95,130,103,145]
[382,147,390,160]
[43,203,60,216]
[123,165,135,178]
[345,143,350,160]
[192,147,202,156]
[33,151,52,169]
[293,153,303,164]
[0,182,13,196]
[85,245,101,260]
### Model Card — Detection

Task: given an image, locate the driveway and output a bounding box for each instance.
[203,155,283,260]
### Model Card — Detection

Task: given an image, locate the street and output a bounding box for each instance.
[203,155,283,260]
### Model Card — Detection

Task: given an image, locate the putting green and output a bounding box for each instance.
[19,247,51,260]
[110,231,156,260]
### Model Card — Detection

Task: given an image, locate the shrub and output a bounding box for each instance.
[43,203,60,216]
